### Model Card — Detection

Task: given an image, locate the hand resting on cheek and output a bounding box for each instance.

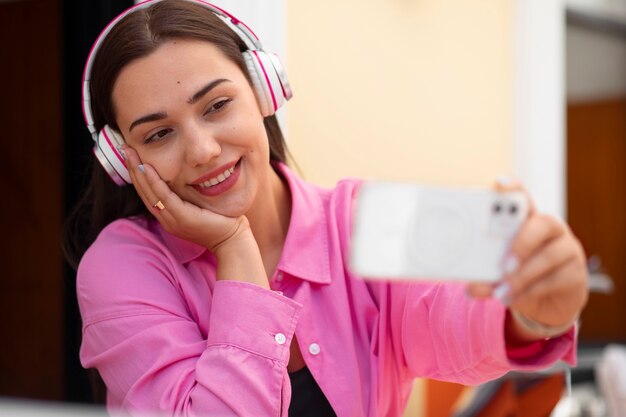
[122,145,270,289]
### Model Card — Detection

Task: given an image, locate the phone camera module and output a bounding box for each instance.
[489,197,523,237]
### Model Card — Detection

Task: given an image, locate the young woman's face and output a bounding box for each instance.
[112,39,271,217]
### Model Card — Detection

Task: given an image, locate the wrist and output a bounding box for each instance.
[211,221,254,255]
[212,222,269,290]
[209,216,253,254]
[507,309,577,342]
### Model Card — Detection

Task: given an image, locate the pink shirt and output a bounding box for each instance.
[77,163,576,417]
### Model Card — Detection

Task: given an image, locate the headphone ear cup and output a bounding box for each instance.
[243,50,287,117]
[94,125,132,185]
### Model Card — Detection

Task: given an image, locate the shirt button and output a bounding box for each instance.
[276,272,284,282]
[275,333,287,345]
[308,343,321,355]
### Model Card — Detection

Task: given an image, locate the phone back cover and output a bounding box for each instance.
[350,182,528,282]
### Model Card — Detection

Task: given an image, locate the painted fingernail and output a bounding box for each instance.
[138,164,145,173]
[492,282,511,305]
[503,255,519,275]
[116,146,126,160]
[496,175,511,187]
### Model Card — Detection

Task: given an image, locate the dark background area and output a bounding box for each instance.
[0,0,131,403]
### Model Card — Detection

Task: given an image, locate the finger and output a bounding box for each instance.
[123,148,207,230]
[507,213,567,267]
[506,233,578,299]
[138,163,218,239]
[122,145,148,206]
[466,282,496,298]
[122,145,142,180]
[510,260,588,325]
[492,175,537,215]
[122,146,172,218]
[139,162,187,221]
[122,146,154,207]
[493,175,523,192]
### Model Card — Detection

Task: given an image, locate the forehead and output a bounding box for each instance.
[112,39,245,118]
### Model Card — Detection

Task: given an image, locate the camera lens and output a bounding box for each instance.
[493,202,502,214]
[509,203,518,215]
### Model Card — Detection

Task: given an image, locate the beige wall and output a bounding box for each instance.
[285,0,514,188]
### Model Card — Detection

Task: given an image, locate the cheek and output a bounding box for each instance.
[242,120,271,155]
[138,150,179,183]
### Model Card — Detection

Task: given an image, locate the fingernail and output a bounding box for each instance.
[492,282,511,305]
[116,146,126,160]
[503,255,519,275]
[138,164,145,173]
[496,175,511,187]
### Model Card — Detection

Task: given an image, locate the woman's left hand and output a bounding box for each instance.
[467,179,589,341]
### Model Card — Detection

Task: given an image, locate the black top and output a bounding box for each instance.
[288,366,337,417]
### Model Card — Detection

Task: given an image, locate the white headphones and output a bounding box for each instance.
[81,0,292,186]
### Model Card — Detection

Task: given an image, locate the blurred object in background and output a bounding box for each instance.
[595,344,626,417]
[587,255,615,294]
[423,372,565,417]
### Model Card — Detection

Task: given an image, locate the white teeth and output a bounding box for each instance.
[198,165,237,188]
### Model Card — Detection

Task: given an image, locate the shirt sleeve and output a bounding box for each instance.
[77,220,302,416]
[378,281,576,386]
[336,178,576,387]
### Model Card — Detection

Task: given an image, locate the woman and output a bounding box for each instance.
[65,1,588,416]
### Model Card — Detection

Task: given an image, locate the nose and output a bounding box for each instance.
[184,124,222,167]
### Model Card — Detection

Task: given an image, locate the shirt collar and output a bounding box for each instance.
[157,163,332,285]
[274,162,331,285]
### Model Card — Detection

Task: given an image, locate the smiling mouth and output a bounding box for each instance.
[198,164,236,188]
[198,160,241,188]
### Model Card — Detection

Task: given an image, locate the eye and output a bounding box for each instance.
[204,98,232,116]
[144,128,172,144]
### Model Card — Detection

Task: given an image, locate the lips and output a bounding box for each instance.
[191,159,241,197]
[197,165,235,188]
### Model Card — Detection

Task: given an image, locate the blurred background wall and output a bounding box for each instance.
[286,0,515,189]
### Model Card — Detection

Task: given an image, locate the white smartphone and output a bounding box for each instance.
[350,181,529,282]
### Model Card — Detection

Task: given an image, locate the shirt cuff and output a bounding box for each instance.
[506,324,578,369]
[207,280,303,364]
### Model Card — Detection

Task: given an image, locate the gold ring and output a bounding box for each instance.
[152,200,165,211]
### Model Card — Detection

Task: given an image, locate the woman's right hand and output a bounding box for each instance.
[122,145,269,288]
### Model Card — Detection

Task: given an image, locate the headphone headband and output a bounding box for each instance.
[82,0,268,139]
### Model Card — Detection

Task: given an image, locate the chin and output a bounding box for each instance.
[198,191,254,218]
[179,164,261,218]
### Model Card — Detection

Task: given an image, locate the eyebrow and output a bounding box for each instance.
[188,78,231,104]
[129,112,167,132]
[128,78,231,132]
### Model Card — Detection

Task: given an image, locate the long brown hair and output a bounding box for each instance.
[64,0,289,269]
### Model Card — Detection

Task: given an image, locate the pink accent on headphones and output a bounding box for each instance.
[253,50,278,112]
